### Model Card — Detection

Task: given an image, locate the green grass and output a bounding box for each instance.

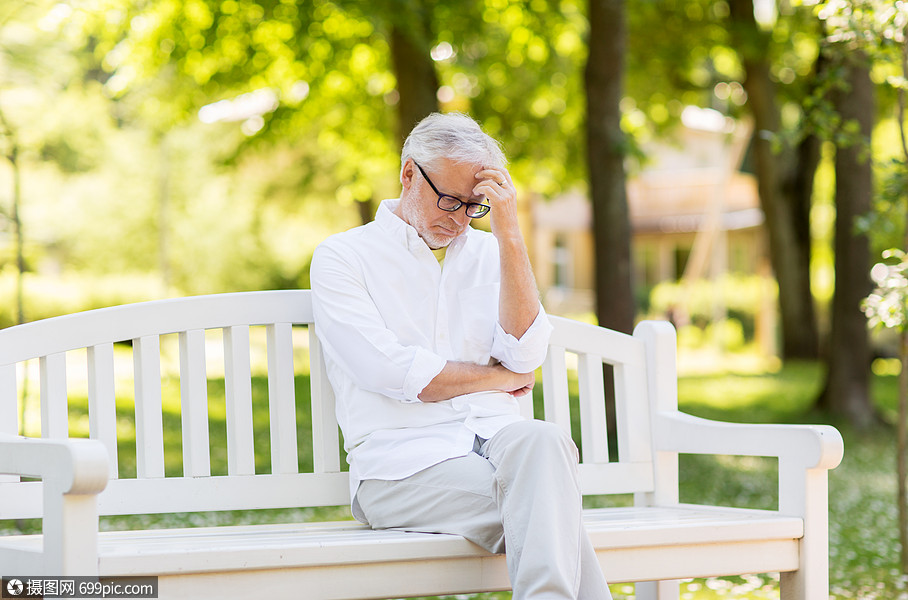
[2,361,905,599]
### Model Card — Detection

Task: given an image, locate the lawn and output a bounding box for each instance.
[1,355,903,599]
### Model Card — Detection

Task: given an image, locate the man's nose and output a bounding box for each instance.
[450,207,470,227]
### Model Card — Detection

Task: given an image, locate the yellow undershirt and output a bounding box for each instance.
[431,246,447,267]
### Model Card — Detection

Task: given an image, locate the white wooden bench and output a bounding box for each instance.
[0,290,843,600]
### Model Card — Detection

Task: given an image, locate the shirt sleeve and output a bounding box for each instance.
[311,241,447,403]
[490,302,554,373]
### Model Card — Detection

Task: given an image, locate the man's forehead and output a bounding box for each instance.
[432,160,484,199]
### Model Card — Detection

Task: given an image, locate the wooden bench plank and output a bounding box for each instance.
[88,343,119,479]
[266,323,298,475]
[179,330,210,477]
[40,352,68,439]
[615,359,653,464]
[579,462,654,495]
[85,537,800,600]
[2,466,656,518]
[577,352,609,464]
[0,364,18,483]
[309,326,340,474]
[0,472,350,520]
[541,345,571,435]
[0,291,315,366]
[223,326,255,476]
[133,336,165,479]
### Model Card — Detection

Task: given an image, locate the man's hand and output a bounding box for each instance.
[418,361,535,403]
[474,167,521,242]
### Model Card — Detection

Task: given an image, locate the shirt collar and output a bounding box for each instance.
[376,199,470,254]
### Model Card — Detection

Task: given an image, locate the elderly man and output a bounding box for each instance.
[310,112,612,599]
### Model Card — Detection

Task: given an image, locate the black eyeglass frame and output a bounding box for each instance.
[413,162,492,219]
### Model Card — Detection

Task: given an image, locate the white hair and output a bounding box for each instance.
[400,112,507,176]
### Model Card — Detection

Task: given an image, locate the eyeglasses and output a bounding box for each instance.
[414,162,491,219]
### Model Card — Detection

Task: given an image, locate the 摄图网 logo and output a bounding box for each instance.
[5,579,24,596]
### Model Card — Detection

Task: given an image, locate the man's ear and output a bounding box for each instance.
[400,159,416,191]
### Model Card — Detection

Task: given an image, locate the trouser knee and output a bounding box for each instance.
[488,419,579,469]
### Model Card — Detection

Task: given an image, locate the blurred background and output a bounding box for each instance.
[1,0,907,597]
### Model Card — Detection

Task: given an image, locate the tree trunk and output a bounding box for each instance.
[728,0,820,360]
[821,50,876,428]
[585,0,634,335]
[389,4,439,149]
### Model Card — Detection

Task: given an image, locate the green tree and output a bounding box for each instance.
[855,0,908,569]
[383,0,439,147]
[64,0,405,289]
[431,0,589,197]
[727,0,821,360]
[822,45,876,428]
[814,0,908,428]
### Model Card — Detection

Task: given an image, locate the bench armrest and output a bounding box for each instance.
[654,411,844,471]
[653,410,842,520]
[652,410,843,595]
[0,434,110,494]
[0,434,109,575]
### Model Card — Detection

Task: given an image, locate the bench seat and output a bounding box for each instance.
[1,505,803,599]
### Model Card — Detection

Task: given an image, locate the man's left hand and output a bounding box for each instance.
[474,167,521,241]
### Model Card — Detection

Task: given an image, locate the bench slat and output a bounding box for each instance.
[88,343,119,479]
[1,364,16,436]
[179,330,211,477]
[0,364,17,483]
[224,326,256,476]
[0,472,351,519]
[267,323,298,475]
[615,358,653,465]
[548,315,644,367]
[40,352,68,439]
[309,327,340,474]
[133,336,165,479]
[1,463,652,519]
[0,291,315,367]
[579,461,654,495]
[577,353,609,464]
[541,346,571,435]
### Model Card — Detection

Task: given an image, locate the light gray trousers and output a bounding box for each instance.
[354,419,613,600]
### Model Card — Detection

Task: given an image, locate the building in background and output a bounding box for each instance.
[531,107,775,352]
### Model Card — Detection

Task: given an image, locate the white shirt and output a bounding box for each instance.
[310,199,553,496]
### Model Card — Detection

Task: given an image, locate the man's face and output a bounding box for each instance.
[397,158,483,250]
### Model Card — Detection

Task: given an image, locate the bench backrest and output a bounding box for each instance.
[0,291,667,520]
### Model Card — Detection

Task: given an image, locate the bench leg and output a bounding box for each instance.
[635,580,679,600]
[779,466,832,600]
[780,561,827,600]
[45,491,100,575]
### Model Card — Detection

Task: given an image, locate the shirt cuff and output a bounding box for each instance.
[492,304,554,373]
[402,347,447,403]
